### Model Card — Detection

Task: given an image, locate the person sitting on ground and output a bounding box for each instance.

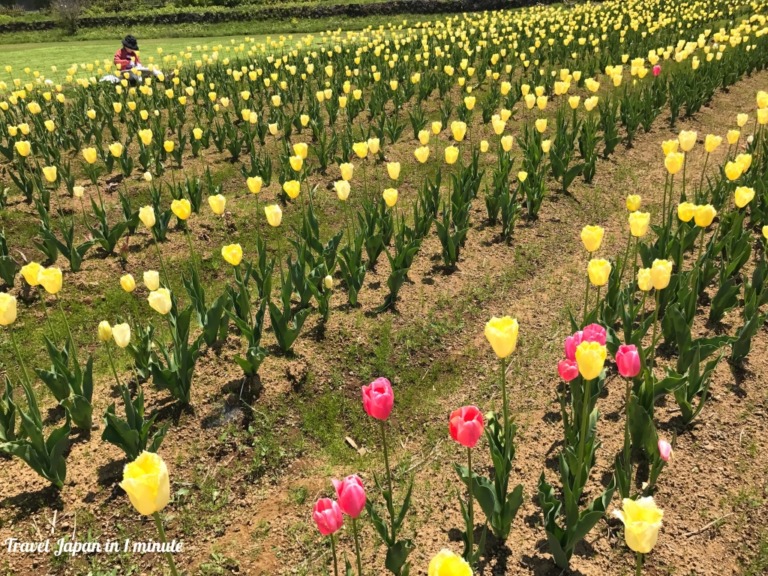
[115,35,142,72]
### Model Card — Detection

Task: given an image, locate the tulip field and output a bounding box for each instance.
[2,0,768,574]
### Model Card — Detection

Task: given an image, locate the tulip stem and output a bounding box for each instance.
[697,153,709,203]
[466,446,475,564]
[635,552,644,576]
[152,512,179,576]
[352,517,363,576]
[10,329,33,388]
[330,533,339,576]
[575,375,593,491]
[152,235,170,289]
[622,377,632,495]
[106,343,122,388]
[184,227,198,272]
[618,232,631,286]
[39,289,55,337]
[379,420,396,540]
[57,299,78,365]
[648,291,661,374]
[582,269,591,325]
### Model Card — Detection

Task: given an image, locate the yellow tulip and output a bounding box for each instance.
[27,101,41,115]
[637,268,653,292]
[445,146,459,165]
[704,134,722,154]
[221,243,243,266]
[480,140,489,153]
[208,194,226,215]
[536,95,548,110]
[38,267,63,295]
[451,121,467,142]
[367,138,380,155]
[14,140,31,158]
[584,96,598,112]
[387,162,401,180]
[735,153,752,173]
[428,549,472,576]
[247,176,263,194]
[414,146,430,163]
[353,142,369,159]
[112,323,131,348]
[171,199,191,221]
[44,120,55,133]
[678,130,697,152]
[724,161,743,181]
[283,180,301,199]
[628,212,650,238]
[580,225,604,253]
[726,129,740,145]
[82,147,98,164]
[650,259,673,290]
[108,142,124,158]
[382,188,398,208]
[334,180,351,201]
[163,141,175,153]
[575,341,607,380]
[737,113,749,127]
[0,293,17,326]
[98,320,113,342]
[568,96,581,110]
[193,127,203,140]
[120,273,137,292]
[464,96,476,110]
[20,262,42,286]
[612,497,663,554]
[763,226,768,240]
[140,271,158,292]
[484,316,519,358]
[120,451,171,516]
[734,186,755,209]
[340,163,354,181]
[661,139,679,155]
[148,288,172,315]
[587,258,611,287]
[664,152,684,175]
[757,90,768,109]
[758,109,768,125]
[431,121,442,135]
[264,204,282,227]
[518,171,528,183]
[138,129,153,146]
[491,116,505,136]
[626,195,641,212]
[418,130,430,145]
[693,204,716,227]
[535,118,547,133]
[289,155,303,172]
[42,166,57,183]
[139,206,156,228]
[271,94,282,107]
[677,202,696,223]
[293,142,308,160]
[541,140,551,154]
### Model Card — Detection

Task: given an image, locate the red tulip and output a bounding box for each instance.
[332,475,366,518]
[615,344,641,378]
[558,359,579,382]
[653,64,662,77]
[564,331,583,360]
[312,498,343,535]
[361,377,394,421]
[658,439,672,462]
[449,405,484,448]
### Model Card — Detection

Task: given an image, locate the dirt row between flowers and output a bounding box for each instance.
[1,71,767,575]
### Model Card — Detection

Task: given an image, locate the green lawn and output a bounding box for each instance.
[0,35,275,83]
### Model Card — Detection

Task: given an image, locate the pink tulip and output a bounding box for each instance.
[652,64,662,77]
[658,439,673,462]
[582,323,607,345]
[361,377,394,420]
[313,498,343,535]
[564,331,583,360]
[558,359,579,382]
[615,344,641,378]
[332,475,366,518]
[449,405,484,448]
